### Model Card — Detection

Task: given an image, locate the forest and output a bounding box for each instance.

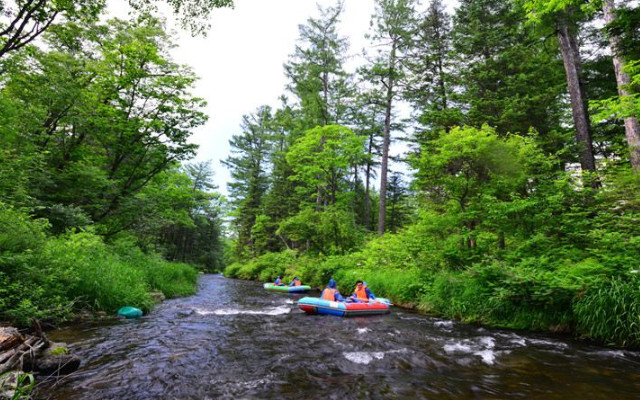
[222,0,640,348]
[0,0,230,325]
[1,0,640,350]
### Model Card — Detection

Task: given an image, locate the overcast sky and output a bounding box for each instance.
[112,0,457,195]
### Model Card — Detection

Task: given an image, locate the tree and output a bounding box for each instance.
[363,0,417,235]
[222,106,273,257]
[283,1,353,128]
[349,93,383,230]
[523,0,597,174]
[2,16,207,235]
[0,0,103,59]
[155,162,224,270]
[286,124,365,208]
[415,125,534,250]
[451,0,566,144]
[0,0,233,60]
[405,0,459,136]
[386,172,411,233]
[259,100,306,252]
[601,0,640,171]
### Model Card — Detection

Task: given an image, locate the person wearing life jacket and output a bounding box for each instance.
[289,277,302,287]
[274,276,284,286]
[321,278,345,302]
[363,282,376,300]
[351,280,376,303]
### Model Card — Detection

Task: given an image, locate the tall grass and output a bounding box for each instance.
[0,207,198,326]
[0,372,34,400]
[573,278,640,347]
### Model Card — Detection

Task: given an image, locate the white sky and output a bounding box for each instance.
[110,0,458,195]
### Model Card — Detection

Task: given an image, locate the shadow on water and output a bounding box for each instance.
[37,274,640,400]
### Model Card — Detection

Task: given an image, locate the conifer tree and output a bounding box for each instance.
[222,106,273,257]
[363,0,418,235]
[283,1,352,128]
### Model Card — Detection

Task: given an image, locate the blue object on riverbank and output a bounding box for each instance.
[117,306,143,319]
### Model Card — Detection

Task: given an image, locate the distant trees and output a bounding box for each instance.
[221,0,639,273]
[0,15,224,270]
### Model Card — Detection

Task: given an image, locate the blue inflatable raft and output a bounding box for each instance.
[298,297,390,317]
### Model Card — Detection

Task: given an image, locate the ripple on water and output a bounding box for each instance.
[443,337,502,366]
[194,305,291,316]
[343,351,385,364]
[342,348,409,365]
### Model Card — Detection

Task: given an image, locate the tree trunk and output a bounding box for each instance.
[556,13,597,173]
[378,41,397,236]
[603,0,640,172]
[365,134,374,230]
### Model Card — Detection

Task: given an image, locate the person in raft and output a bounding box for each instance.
[321,278,346,302]
[363,282,376,299]
[289,277,302,286]
[350,280,376,303]
[274,276,285,286]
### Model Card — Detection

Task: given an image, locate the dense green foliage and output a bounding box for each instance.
[0,9,227,326]
[224,0,640,349]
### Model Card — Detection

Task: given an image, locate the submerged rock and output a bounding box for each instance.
[35,353,81,375]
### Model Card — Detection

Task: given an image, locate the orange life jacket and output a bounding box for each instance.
[294,280,302,286]
[354,285,369,301]
[322,288,337,301]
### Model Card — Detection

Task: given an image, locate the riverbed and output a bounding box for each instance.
[38,274,640,399]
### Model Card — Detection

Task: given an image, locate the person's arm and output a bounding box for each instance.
[366,288,376,300]
[335,291,346,302]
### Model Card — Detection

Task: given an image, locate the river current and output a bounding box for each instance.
[39,274,640,399]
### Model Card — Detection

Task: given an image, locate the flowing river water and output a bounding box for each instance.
[38,274,640,399]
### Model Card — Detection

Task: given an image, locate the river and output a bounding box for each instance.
[38,274,640,399]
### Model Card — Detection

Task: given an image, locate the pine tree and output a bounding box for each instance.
[405,0,458,137]
[363,0,418,235]
[283,1,353,129]
[222,106,273,257]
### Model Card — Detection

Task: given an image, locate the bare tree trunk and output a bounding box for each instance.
[556,13,597,173]
[378,41,397,236]
[365,134,374,230]
[603,0,640,172]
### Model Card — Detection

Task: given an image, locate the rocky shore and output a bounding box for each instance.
[0,325,80,399]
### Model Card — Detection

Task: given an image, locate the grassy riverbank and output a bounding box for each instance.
[225,171,640,349]
[0,207,198,327]
[226,250,640,348]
